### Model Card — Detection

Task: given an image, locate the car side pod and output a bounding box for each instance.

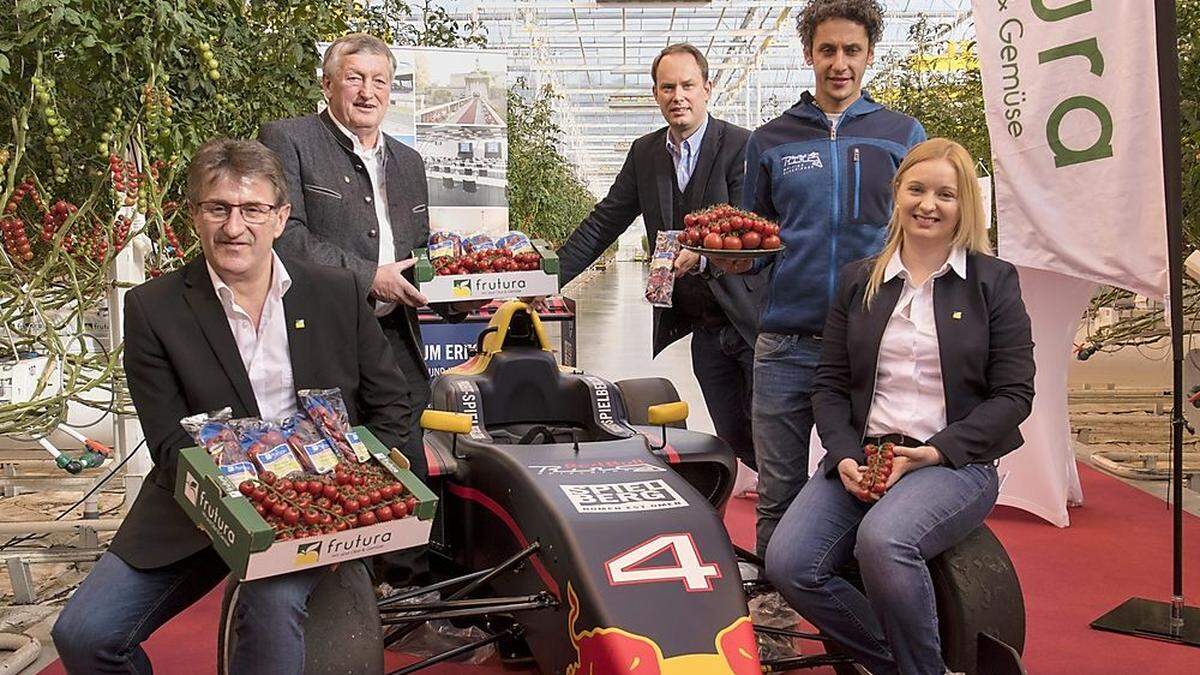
[617,378,738,510]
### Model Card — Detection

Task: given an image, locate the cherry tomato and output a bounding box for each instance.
[762,234,782,249]
[703,232,723,249]
[741,231,761,249]
[723,235,742,250]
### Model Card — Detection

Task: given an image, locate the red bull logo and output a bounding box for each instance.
[565,584,760,674]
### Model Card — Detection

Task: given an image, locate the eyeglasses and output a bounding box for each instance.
[195,201,280,225]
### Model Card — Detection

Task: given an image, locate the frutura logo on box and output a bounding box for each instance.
[324,530,393,556]
[196,488,237,547]
[457,276,530,293]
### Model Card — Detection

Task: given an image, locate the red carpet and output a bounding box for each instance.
[40,462,1200,674]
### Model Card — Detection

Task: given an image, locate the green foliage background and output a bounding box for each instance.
[506,79,596,246]
[0,0,497,436]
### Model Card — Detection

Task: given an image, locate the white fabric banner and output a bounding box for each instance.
[971,0,1168,298]
[995,266,1093,526]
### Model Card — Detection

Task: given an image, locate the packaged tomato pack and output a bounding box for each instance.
[645,231,681,307]
[180,408,257,487]
[298,388,372,463]
[461,232,498,255]
[428,231,462,260]
[232,418,306,478]
[281,414,341,474]
[496,231,535,256]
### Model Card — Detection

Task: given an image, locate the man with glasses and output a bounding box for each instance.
[261,33,472,475]
[51,138,412,673]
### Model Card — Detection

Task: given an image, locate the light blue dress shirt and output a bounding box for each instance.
[665,114,710,191]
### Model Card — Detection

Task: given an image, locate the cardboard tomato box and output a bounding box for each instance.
[413,238,560,302]
[174,426,436,580]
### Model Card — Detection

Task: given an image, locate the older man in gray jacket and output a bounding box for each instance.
[260,34,472,471]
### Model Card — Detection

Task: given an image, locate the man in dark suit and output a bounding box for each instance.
[51,139,412,673]
[556,43,766,472]
[259,33,473,462]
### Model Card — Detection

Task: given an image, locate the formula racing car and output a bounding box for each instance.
[219,301,1027,675]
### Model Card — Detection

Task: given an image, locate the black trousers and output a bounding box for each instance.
[379,312,431,479]
[690,323,757,471]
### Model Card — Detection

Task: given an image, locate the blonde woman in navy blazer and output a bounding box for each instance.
[764,138,1035,675]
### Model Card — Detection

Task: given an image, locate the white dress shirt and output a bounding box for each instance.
[330,115,396,317]
[206,252,298,422]
[865,247,968,442]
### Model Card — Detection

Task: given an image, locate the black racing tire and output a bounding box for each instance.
[930,523,1025,673]
[614,377,687,428]
[766,524,1023,674]
[217,561,384,675]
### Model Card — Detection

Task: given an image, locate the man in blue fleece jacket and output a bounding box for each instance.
[722,0,925,556]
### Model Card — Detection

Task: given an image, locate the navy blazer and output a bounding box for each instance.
[556,116,770,356]
[812,251,1035,476]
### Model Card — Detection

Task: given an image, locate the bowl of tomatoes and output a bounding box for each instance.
[678,204,783,259]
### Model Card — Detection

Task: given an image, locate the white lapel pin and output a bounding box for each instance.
[951,311,962,320]
[294,319,306,329]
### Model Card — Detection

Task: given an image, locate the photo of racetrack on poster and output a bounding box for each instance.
[414,49,508,208]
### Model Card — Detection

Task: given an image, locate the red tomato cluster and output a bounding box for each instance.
[681,204,782,251]
[2,179,41,262]
[41,199,78,243]
[239,462,418,541]
[859,442,896,496]
[433,248,542,276]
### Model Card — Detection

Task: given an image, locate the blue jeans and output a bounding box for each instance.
[751,332,823,556]
[765,463,999,675]
[52,548,356,674]
[691,324,756,471]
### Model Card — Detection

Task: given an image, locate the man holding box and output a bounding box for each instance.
[555,43,766,475]
[260,33,477,462]
[52,139,414,673]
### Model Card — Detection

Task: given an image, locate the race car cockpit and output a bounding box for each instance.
[428,307,638,446]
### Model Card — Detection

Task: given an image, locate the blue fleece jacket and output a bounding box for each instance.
[743,91,925,336]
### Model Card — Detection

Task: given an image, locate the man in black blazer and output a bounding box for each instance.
[557,44,767,472]
[260,33,473,461]
[51,139,413,673]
